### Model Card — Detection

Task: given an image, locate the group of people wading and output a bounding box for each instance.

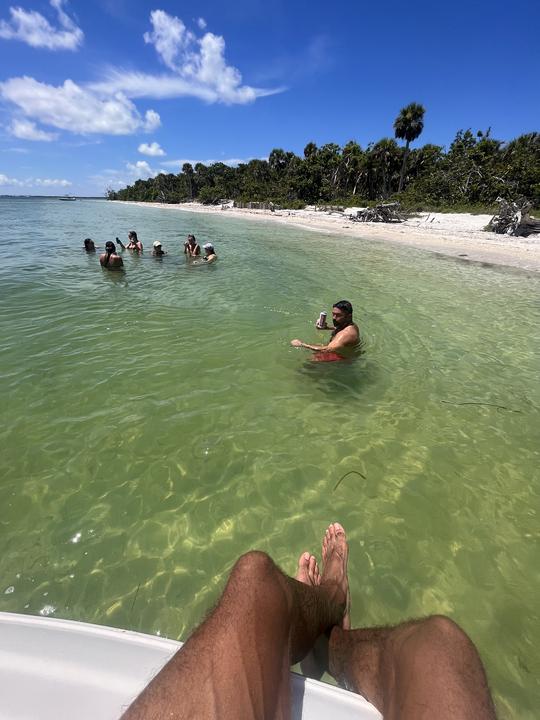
[83,231,218,271]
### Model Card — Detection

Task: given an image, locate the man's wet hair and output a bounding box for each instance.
[333,300,353,315]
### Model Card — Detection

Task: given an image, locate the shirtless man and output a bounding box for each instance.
[122,523,496,720]
[99,240,124,270]
[291,300,360,358]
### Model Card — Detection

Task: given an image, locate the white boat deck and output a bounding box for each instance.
[0,612,381,719]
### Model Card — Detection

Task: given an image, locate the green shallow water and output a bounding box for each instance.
[1,198,539,716]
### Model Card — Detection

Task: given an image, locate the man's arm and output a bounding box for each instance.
[291,327,356,353]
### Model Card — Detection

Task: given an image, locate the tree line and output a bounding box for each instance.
[108,104,540,211]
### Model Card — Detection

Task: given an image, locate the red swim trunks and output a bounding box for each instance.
[310,352,347,362]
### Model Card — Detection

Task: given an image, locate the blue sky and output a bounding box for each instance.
[0,0,538,195]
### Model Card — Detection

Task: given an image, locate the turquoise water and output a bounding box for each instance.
[0,197,539,717]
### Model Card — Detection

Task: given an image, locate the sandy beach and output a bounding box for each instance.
[115,201,540,273]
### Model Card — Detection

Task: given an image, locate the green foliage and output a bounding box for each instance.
[394,102,426,193]
[107,126,540,211]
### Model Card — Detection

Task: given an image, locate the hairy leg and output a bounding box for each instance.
[122,524,348,720]
[329,615,497,720]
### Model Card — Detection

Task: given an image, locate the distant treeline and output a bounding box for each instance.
[108,106,539,211]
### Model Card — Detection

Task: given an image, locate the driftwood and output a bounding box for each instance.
[487,198,540,237]
[351,202,405,223]
[233,201,281,211]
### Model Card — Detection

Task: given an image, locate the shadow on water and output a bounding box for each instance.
[101,269,128,287]
[297,354,376,399]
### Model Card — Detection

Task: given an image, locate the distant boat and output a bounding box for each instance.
[58,195,76,201]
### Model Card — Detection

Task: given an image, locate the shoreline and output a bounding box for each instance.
[113,201,540,274]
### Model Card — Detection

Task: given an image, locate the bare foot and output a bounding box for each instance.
[321,522,350,628]
[295,551,320,587]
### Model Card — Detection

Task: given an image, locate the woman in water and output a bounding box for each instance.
[202,243,217,263]
[99,241,124,270]
[83,238,96,252]
[126,231,143,252]
[184,234,201,257]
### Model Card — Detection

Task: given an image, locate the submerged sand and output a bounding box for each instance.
[114,201,540,273]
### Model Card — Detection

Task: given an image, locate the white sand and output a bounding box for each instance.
[114,201,540,273]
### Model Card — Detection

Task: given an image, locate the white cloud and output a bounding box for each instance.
[0,76,160,135]
[90,159,161,190]
[143,109,161,132]
[143,10,194,71]
[34,177,71,187]
[0,172,71,187]
[0,0,83,50]
[10,118,57,141]
[127,160,155,178]
[0,173,23,186]
[91,10,280,105]
[138,141,165,157]
[196,17,207,30]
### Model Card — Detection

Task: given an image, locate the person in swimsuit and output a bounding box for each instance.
[202,243,217,263]
[290,300,360,360]
[126,231,143,252]
[184,234,201,257]
[152,241,167,256]
[99,240,124,270]
[83,238,96,252]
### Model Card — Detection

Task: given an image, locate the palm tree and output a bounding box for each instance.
[182,162,194,200]
[394,102,425,192]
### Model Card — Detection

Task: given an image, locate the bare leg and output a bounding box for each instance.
[329,616,497,720]
[122,524,349,720]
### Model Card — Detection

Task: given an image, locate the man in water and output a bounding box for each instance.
[291,300,360,359]
[83,238,96,252]
[99,240,124,270]
[122,523,496,720]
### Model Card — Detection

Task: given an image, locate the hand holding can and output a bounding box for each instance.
[316,311,327,329]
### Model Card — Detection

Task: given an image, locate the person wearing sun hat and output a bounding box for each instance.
[202,242,217,263]
[152,240,166,257]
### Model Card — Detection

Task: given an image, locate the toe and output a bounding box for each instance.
[308,554,317,583]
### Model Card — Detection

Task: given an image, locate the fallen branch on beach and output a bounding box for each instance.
[350,202,405,223]
[486,198,540,237]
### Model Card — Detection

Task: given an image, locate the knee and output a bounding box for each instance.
[422,615,471,645]
[230,550,277,584]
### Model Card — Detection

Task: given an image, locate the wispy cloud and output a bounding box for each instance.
[90,159,162,190]
[0,77,160,135]
[138,141,165,157]
[91,10,282,105]
[0,0,83,51]
[252,34,334,86]
[0,172,71,187]
[10,118,58,141]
